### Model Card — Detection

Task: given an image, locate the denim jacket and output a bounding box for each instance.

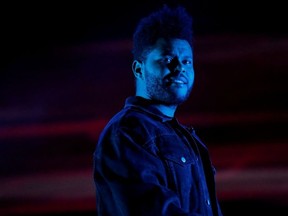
[93,96,223,216]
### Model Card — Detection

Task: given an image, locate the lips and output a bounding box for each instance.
[172,79,185,84]
[168,76,188,84]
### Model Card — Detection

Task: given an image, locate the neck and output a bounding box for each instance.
[135,92,177,117]
[152,103,177,117]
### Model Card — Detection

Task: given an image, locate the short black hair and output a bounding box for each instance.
[132,4,193,61]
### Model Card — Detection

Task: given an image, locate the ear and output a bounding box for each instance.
[132,60,143,79]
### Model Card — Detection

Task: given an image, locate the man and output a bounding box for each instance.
[93,4,223,216]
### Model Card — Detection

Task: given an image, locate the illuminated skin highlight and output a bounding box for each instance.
[133,38,194,117]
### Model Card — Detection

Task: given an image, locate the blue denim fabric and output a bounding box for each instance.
[93,96,223,216]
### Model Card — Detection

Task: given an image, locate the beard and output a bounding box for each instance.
[145,72,193,106]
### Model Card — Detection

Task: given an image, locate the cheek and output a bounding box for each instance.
[188,73,195,89]
[188,70,195,81]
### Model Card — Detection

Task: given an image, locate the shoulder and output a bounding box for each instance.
[105,107,160,131]
[97,108,164,151]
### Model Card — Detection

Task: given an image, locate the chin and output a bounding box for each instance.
[168,94,189,105]
[176,91,189,100]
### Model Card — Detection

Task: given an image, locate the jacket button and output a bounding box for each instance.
[206,199,211,206]
[181,156,186,163]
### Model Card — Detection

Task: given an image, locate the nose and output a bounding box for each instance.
[169,58,185,74]
[174,62,185,74]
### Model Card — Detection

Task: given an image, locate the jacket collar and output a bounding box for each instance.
[124,96,175,122]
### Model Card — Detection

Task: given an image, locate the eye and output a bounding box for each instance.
[162,56,174,64]
[182,59,192,65]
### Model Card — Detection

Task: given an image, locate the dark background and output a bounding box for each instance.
[1,1,287,215]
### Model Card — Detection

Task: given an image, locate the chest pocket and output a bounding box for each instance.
[155,134,196,166]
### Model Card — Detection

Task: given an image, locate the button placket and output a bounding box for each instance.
[181,156,186,163]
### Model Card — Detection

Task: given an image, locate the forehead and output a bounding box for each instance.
[152,38,192,55]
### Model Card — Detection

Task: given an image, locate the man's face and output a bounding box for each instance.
[141,38,194,105]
